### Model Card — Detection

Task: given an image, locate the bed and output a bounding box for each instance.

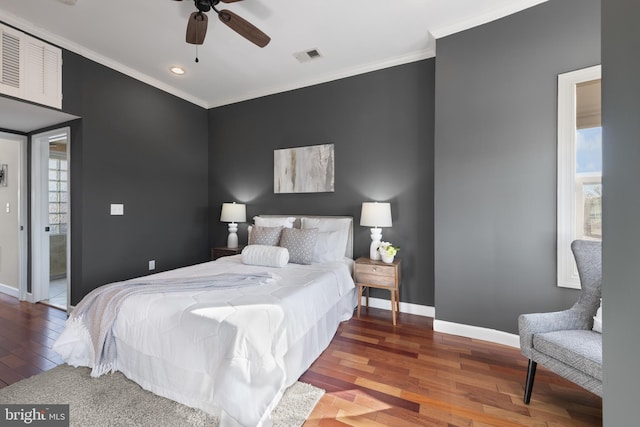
[53,215,357,427]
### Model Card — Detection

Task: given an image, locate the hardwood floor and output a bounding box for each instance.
[0,293,66,387]
[301,307,602,427]
[0,294,601,426]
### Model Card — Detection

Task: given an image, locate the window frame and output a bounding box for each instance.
[557,64,601,289]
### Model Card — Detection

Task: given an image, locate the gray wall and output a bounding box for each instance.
[209,60,435,306]
[434,0,601,333]
[0,137,20,289]
[602,1,640,424]
[60,52,210,305]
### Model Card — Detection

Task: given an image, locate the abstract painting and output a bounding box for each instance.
[274,144,334,193]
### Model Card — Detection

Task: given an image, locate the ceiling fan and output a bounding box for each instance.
[173,0,270,48]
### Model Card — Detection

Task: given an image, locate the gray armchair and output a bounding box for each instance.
[518,240,602,403]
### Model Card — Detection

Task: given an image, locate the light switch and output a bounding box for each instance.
[110,204,124,215]
[5,203,9,213]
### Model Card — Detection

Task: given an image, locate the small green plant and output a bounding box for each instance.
[378,242,399,257]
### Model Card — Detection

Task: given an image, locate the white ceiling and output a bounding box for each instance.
[0,0,547,111]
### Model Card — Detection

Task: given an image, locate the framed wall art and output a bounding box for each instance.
[274,143,334,193]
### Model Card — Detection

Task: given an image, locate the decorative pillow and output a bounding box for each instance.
[279,228,318,265]
[253,216,296,228]
[301,217,350,258]
[311,230,343,263]
[248,226,283,246]
[241,245,289,268]
[593,298,602,333]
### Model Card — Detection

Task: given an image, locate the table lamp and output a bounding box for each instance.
[220,202,246,248]
[360,202,392,260]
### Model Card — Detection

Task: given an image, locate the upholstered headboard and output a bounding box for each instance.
[256,215,354,259]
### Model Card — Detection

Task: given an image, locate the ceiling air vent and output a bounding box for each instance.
[293,48,322,64]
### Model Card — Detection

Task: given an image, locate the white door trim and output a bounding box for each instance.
[31,127,71,306]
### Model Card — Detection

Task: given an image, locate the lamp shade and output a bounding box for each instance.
[360,202,392,227]
[220,202,246,223]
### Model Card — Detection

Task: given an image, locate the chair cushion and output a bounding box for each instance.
[533,330,602,381]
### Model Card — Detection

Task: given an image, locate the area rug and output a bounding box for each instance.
[0,364,324,426]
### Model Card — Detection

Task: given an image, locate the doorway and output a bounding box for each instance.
[32,128,70,311]
[0,132,27,300]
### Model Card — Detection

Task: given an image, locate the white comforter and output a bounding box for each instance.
[53,256,356,427]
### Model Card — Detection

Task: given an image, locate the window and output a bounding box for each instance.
[48,155,68,235]
[557,65,602,288]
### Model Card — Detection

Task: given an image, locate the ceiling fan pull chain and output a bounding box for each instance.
[195,45,199,63]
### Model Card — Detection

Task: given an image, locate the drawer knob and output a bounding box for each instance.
[373,268,377,272]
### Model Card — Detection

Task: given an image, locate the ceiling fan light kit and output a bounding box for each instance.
[176,0,271,48]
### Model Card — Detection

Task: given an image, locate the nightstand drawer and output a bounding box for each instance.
[355,263,395,286]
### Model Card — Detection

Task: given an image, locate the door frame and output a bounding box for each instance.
[31,127,71,308]
[0,132,28,300]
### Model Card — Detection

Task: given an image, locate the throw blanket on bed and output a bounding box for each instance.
[65,272,274,377]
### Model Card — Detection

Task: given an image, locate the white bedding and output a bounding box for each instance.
[54,255,356,427]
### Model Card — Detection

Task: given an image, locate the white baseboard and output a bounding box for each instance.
[360,296,435,318]
[433,319,520,348]
[0,283,19,298]
[362,296,519,348]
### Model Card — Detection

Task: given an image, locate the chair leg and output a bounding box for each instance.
[523,360,537,404]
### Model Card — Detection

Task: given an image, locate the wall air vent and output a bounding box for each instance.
[1,31,21,89]
[293,48,323,64]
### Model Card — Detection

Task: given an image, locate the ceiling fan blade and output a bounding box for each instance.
[220,0,245,3]
[218,9,270,48]
[186,11,208,45]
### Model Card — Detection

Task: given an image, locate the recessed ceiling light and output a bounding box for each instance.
[170,66,185,75]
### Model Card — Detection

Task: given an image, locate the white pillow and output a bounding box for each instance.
[254,216,295,228]
[241,245,289,268]
[301,217,350,259]
[311,230,343,263]
[593,298,602,333]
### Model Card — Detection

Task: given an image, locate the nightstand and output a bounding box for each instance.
[354,257,401,325]
[211,246,244,260]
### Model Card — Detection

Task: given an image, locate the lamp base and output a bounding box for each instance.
[369,227,382,260]
[227,222,239,249]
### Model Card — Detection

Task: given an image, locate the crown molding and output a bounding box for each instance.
[430,0,549,39]
[208,47,436,109]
